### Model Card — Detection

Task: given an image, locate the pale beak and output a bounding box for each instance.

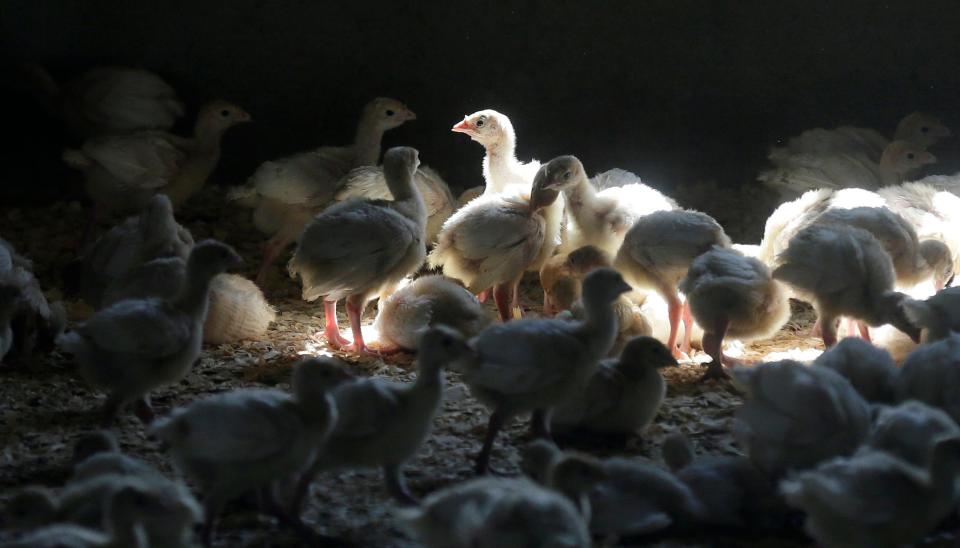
[238,110,252,122]
[921,151,937,164]
[404,108,417,121]
[452,119,472,133]
[936,126,953,138]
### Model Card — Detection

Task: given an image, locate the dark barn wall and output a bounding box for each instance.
[3,0,960,202]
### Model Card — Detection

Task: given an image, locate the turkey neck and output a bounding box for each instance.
[174,263,217,317]
[482,130,520,195]
[877,154,908,186]
[411,359,445,406]
[563,175,597,222]
[352,118,385,167]
[192,117,227,152]
[387,172,427,227]
[578,294,618,357]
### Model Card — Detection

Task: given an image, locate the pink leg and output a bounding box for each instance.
[510,281,522,319]
[665,294,683,359]
[493,283,512,322]
[680,300,694,354]
[321,300,351,348]
[857,322,871,342]
[477,289,490,304]
[345,295,369,354]
[843,317,859,339]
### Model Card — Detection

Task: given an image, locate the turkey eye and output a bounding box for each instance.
[921,126,930,133]
[386,110,395,116]
[563,171,572,180]
[476,118,485,128]
[220,110,230,117]
[907,153,915,160]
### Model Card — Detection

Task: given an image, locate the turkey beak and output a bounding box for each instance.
[404,108,417,121]
[229,252,244,268]
[616,279,632,295]
[936,125,953,138]
[238,110,252,123]
[452,119,473,134]
[920,151,937,164]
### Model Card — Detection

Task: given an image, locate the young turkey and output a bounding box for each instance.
[428,166,562,321]
[812,337,898,403]
[614,209,732,358]
[287,147,426,354]
[536,155,677,256]
[333,164,456,246]
[781,436,960,548]
[733,360,872,479]
[451,109,541,195]
[372,275,491,353]
[233,97,415,284]
[0,238,65,365]
[21,64,185,138]
[772,223,920,347]
[551,336,676,436]
[523,441,705,539]
[433,110,564,318]
[767,112,950,166]
[80,194,194,309]
[456,268,630,473]
[760,140,936,200]
[679,247,790,381]
[151,357,352,546]
[401,476,590,548]
[57,240,242,425]
[292,327,470,509]
[63,101,250,234]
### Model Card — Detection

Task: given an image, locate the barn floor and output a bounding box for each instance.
[0,187,953,547]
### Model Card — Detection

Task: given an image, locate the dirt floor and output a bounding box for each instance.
[0,187,951,547]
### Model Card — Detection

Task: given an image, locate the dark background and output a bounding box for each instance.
[3,0,960,204]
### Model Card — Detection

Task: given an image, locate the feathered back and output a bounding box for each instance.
[69,67,184,135]
[816,206,923,283]
[895,334,960,424]
[758,189,832,265]
[812,337,897,403]
[335,165,456,244]
[203,274,276,344]
[373,275,490,350]
[428,192,543,292]
[616,209,731,288]
[733,360,871,478]
[772,224,896,310]
[881,182,960,276]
